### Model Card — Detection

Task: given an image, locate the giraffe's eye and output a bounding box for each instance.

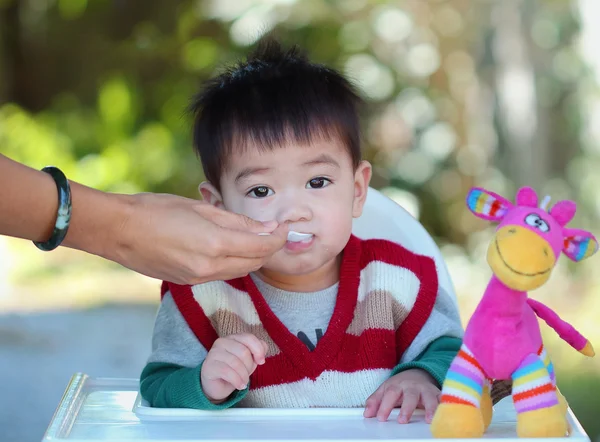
[525,213,550,233]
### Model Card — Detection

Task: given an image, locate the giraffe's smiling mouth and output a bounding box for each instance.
[494,240,552,277]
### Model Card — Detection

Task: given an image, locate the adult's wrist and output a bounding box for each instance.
[61,183,135,262]
[94,191,138,265]
[33,166,72,251]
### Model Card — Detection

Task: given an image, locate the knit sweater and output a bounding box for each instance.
[140,235,464,409]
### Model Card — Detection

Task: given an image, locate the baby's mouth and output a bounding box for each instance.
[287,231,314,243]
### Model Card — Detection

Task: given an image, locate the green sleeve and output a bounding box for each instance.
[140,361,248,409]
[390,336,462,387]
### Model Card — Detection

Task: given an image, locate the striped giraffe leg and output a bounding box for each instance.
[538,345,571,433]
[431,345,486,438]
[512,348,569,438]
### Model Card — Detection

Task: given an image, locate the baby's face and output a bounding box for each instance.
[201,138,371,283]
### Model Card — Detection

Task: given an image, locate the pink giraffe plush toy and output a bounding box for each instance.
[431,186,597,439]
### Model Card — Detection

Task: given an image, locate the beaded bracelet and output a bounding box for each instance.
[33,166,72,251]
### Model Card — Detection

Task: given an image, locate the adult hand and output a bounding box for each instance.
[106,192,288,284]
[1,154,287,284]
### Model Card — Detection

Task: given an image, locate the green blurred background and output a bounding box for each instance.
[1,0,599,441]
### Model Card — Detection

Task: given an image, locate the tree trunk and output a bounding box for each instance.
[491,0,549,191]
[0,0,22,105]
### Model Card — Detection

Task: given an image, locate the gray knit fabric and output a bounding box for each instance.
[250,274,339,351]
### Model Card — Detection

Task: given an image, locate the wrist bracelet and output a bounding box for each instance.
[33,166,72,251]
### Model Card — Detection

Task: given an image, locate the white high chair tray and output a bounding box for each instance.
[42,373,590,442]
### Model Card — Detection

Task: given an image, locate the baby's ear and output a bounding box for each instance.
[466,187,513,222]
[562,228,599,262]
[352,161,372,218]
[198,182,224,208]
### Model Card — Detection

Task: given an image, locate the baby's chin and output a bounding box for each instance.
[259,251,342,281]
[254,262,339,292]
[259,261,325,277]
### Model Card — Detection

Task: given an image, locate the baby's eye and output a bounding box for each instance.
[306,177,332,189]
[247,186,273,198]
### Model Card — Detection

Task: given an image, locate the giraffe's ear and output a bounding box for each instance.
[515,186,538,207]
[562,228,598,262]
[466,187,513,222]
[550,200,576,227]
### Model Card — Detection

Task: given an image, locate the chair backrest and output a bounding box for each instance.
[352,187,457,304]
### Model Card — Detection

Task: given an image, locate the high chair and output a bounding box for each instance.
[41,187,590,442]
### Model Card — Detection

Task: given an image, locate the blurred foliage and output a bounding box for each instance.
[3,0,599,245]
[2,0,600,439]
[558,370,600,441]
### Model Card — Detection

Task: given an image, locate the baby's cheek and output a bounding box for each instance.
[262,252,284,270]
[320,209,354,247]
[232,199,274,222]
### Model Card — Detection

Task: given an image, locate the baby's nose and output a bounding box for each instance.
[278,202,312,224]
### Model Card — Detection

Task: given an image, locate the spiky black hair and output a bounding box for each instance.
[189,37,364,188]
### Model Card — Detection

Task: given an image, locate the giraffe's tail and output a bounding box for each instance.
[527,298,594,357]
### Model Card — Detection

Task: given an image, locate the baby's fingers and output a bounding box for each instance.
[230,333,267,365]
[213,360,247,391]
[363,388,384,418]
[421,390,440,423]
[377,389,402,422]
[398,388,419,424]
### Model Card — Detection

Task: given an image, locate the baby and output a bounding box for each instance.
[140,37,464,424]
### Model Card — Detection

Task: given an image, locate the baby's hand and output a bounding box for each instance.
[200,333,268,403]
[363,369,440,424]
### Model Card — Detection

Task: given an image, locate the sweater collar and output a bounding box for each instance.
[241,234,362,377]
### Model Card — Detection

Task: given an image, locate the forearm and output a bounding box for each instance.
[0,154,133,259]
[392,287,463,386]
[0,154,59,242]
[391,336,462,386]
[141,294,247,409]
[140,362,247,409]
[62,180,133,261]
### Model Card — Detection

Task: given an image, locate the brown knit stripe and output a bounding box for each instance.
[346,289,410,336]
[208,309,281,357]
[491,379,513,405]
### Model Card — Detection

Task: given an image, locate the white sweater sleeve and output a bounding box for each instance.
[146,291,209,367]
[399,284,464,363]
